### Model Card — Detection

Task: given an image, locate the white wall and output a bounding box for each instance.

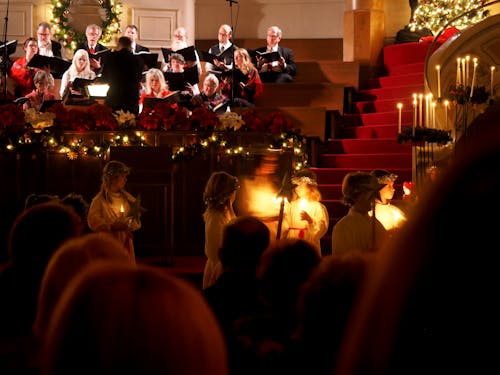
[1,0,412,50]
[194,0,346,39]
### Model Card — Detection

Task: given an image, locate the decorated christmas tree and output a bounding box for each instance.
[409,0,489,34]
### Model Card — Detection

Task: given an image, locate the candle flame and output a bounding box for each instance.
[120,204,124,213]
[299,198,308,210]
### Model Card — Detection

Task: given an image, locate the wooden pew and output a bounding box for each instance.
[195,38,343,62]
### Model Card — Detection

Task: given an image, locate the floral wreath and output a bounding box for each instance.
[50,0,122,50]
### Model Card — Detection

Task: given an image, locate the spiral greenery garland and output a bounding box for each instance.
[50,0,122,50]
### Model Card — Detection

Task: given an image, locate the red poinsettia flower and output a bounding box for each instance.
[47,103,70,129]
[137,111,161,131]
[189,106,219,131]
[87,103,119,130]
[0,104,26,129]
[67,109,95,132]
[241,109,266,132]
[265,111,294,134]
[168,106,190,130]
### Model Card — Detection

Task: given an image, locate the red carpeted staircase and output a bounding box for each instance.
[313,42,432,254]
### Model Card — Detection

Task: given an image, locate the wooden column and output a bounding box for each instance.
[343,0,385,67]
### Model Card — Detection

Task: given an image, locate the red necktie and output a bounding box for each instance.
[89,47,95,54]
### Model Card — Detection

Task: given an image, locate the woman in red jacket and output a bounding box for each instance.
[9,37,39,97]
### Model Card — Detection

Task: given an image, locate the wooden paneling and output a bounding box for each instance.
[0,133,293,260]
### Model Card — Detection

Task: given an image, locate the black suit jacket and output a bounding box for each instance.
[255,45,297,77]
[50,40,62,58]
[75,41,108,54]
[100,49,143,114]
[206,43,237,73]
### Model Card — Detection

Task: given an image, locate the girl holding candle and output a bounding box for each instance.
[282,169,329,256]
[87,160,142,263]
[202,171,239,289]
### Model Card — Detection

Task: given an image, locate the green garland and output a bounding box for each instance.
[51,0,122,50]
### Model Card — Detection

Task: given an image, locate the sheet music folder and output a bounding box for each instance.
[88,49,110,61]
[254,50,281,62]
[27,54,72,75]
[134,52,159,70]
[0,40,17,56]
[143,91,181,108]
[161,46,197,62]
[71,78,96,90]
[163,66,199,91]
[40,99,62,112]
[199,48,233,63]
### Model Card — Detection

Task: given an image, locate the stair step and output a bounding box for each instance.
[325,138,412,154]
[318,153,412,169]
[368,73,423,89]
[355,84,424,101]
[311,167,413,184]
[343,124,399,139]
[343,110,414,126]
[354,97,417,114]
[323,199,349,218]
[383,42,430,71]
[389,62,425,76]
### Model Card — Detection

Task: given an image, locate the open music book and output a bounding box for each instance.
[134,52,159,70]
[143,91,181,108]
[161,46,197,62]
[40,99,62,112]
[0,40,17,56]
[199,48,234,63]
[27,54,72,76]
[163,66,199,92]
[254,50,281,63]
[206,68,248,83]
[71,78,96,90]
[88,49,110,61]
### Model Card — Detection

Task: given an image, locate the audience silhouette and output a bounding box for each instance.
[40,262,229,375]
[334,113,500,375]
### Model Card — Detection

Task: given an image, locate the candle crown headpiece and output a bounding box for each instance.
[103,161,130,180]
[370,169,398,184]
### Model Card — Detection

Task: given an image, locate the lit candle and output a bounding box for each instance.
[491,66,496,98]
[397,103,403,133]
[465,55,470,86]
[470,58,478,98]
[436,65,441,98]
[120,204,125,216]
[298,198,308,211]
[418,93,423,126]
[456,57,461,86]
[444,100,449,130]
[413,98,417,130]
[425,94,433,127]
[431,101,436,128]
[461,58,466,87]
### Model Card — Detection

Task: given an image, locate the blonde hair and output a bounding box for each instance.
[203,171,239,217]
[99,160,130,203]
[69,49,95,78]
[234,48,255,75]
[145,68,169,95]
